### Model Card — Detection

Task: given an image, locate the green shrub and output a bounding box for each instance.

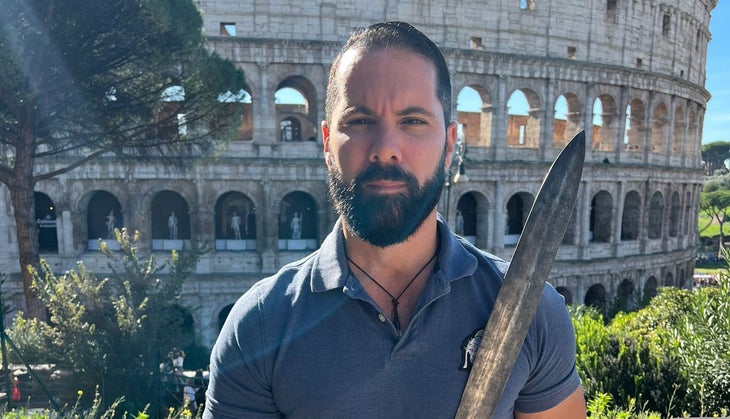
[15,229,205,415]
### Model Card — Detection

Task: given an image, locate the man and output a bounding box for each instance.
[204,21,585,418]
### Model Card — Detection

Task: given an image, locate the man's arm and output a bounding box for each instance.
[515,388,586,419]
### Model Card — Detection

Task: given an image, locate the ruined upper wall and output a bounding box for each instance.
[195,0,715,88]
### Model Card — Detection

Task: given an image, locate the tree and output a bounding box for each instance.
[702,141,730,175]
[24,229,203,414]
[0,0,246,318]
[700,190,730,255]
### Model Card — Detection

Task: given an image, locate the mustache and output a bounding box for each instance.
[355,163,416,184]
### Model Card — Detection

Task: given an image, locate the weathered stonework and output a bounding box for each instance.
[0,0,715,348]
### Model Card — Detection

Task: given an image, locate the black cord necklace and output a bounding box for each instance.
[346,249,438,332]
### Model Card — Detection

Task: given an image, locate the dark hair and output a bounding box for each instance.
[325,21,452,126]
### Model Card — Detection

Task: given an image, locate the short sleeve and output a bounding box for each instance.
[203,284,282,419]
[514,285,582,413]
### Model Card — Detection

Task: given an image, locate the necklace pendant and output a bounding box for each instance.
[391,299,400,332]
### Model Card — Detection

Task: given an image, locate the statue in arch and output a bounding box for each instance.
[168,211,178,240]
[291,212,302,240]
[455,210,464,235]
[231,212,242,240]
[105,210,116,239]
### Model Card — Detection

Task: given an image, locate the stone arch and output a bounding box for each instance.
[562,207,578,245]
[644,276,658,302]
[553,92,582,147]
[275,76,318,142]
[592,94,618,152]
[151,190,191,246]
[687,109,698,157]
[279,191,319,250]
[617,278,636,311]
[457,190,490,248]
[664,271,674,287]
[506,89,541,148]
[669,191,680,237]
[158,85,186,139]
[86,190,123,246]
[647,191,664,239]
[584,284,607,310]
[218,89,253,141]
[590,190,613,243]
[621,190,641,241]
[217,304,235,332]
[651,101,669,153]
[505,192,534,245]
[672,106,685,154]
[35,192,58,253]
[555,286,573,304]
[456,85,493,147]
[683,191,692,235]
[624,99,646,151]
[214,191,256,250]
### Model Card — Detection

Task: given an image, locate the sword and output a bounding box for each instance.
[455,131,585,418]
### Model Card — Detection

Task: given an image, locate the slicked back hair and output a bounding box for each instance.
[325,21,452,127]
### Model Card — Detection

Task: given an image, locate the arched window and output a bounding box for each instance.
[592,95,618,152]
[624,99,646,151]
[456,193,478,243]
[505,192,533,245]
[158,85,186,139]
[279,192,318,250]
[218,89,253,141]
[553,93,581,148]
[507,90,540,148]
[617,279,635,311]
[151,190,190,249]
[584,284,607,310]
[621,191,641,241]
[651,102,668,153]
[457,85,492,147]
[643,276,658,304]
[672,107,685,154]
[35,192,58,253]
[218,304,234,332]
[87,191,123,249]
[647,191,664,239]
[555,287,573,304]
[214,192,256,251]
[669,192,680,237]
[590,191,613,243]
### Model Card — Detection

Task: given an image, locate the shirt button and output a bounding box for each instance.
[378,313,386,322]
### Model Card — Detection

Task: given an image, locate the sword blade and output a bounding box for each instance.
[455,130,585,418]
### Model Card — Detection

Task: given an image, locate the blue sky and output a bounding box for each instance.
[703,1,730,143]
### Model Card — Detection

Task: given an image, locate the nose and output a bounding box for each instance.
[368,123,403,164]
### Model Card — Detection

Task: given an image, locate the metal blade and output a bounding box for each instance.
[455,130,585,418]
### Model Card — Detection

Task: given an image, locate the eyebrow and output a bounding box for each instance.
[340,105,437,119]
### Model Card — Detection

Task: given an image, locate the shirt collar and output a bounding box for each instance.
[310,216,478,293]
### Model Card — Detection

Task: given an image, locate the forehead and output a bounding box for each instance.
[332,47,439,107]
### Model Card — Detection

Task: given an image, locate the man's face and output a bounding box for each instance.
[323,48,456,247]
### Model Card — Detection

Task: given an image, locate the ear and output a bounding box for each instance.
[322,120,333,168]
[445,121,458,170]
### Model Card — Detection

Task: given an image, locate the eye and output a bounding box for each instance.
[343,118,373,127]
[402,118,427,125]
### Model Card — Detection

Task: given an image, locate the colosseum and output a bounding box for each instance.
[0,0,715,347]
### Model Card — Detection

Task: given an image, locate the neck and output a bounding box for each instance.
[342,210,440,283]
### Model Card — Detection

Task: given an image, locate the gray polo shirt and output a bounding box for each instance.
[204,218,581,418]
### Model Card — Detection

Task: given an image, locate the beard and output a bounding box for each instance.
[327,149,446,247]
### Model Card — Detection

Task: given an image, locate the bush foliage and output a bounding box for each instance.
[5,229,204,415]
[575,267,730,417]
